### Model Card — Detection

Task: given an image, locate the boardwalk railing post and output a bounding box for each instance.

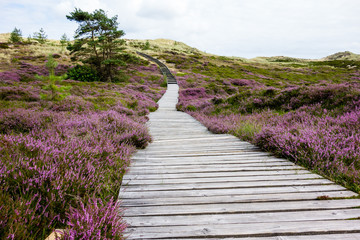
[136,52,177,84]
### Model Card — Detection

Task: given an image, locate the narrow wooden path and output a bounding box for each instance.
[120,84,360,239]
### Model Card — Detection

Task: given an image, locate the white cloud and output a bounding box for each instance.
[1,0,359,58]
[136,0,187,20]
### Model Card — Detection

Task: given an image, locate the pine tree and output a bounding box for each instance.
[60,33,69,50]
[9,27,23,43]
[33,28,48,44]
[66,8,126,82]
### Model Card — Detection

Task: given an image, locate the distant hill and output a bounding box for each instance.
[322,51,360,61]
[124,39,207,56]
[2,32,359,62]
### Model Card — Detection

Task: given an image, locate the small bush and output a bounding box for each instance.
[33,28,47,44]
[186,105,197,111]
[0,42,9,49]
[67,65,100,82]
[9,27,23,43]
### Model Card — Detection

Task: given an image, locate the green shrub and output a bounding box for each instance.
[33,28,47,44]
[231,122,262,142]
[67,65,100,82]
[186,105,197,111]
[9,27,23,43]
[160,80,167,88]
[0,43,9,49]
[143,41,150,50]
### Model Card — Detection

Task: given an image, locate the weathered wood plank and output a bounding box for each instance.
[121,185,346,199]
[171,234,360,240]
[131,158,290,167]
[127,165,305,175]
[130,161,295,169]
[125,208,360,227]
[121,191,357,207]
[122,173,323,185]
[142,144,257,151]
[133,151,266,158]
[124,179,334,192]
[123,199,360,216]
[125,220,360,239]
[123,170,317,181]
[135,148,262,156]
[132,152,272,160]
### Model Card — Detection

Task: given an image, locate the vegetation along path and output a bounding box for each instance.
[120,60,360,239]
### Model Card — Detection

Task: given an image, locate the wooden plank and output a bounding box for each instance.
[133,151,266,158]
[122,173,323,185]
[135,147,261,155]
[131,153,272,161]
[129,161,296,169]
[125,208,360,227]
[123,170,316,180]
[124,220,360,239]
[150,137,247,144]
[172,234,360,240]
[123,199,360,216]
[143,143,253,150]
[131,159,290,167]
[151,136,242,142]
[127,165,305,175]
[121,191,357,207]
[120,185,348,200]
[124,179,334,192]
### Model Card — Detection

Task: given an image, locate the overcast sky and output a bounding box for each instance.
[1,0,359,59]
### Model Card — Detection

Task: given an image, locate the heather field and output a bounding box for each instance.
[0,34,166,239]
[1,30,360,239]
[155,52,360,193]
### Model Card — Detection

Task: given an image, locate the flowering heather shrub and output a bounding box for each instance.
[1,136,133,239]
[230,78,256,86]
[50,95,95,112]
[64,198,126,240]
[255,107,360,191]
[0,71,21,83]
[0,62,69,85]
[180,87,208,100]
[0,109,54,133]
[0,86,40,102]
[187,112,231,133]
[0,110,150,239]
[1,57,166,238]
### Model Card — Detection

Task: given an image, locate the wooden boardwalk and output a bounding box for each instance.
[120,84,360,239]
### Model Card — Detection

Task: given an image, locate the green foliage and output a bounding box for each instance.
[46,55,58,76]
[160,80,167,88]
[143,40,150,50]
[60,33,69,49]
[162,73,168,86]
[33,28,48,44]
[186,105,197,111]
[0,43,9,49]
[38,55,71,101]
[310,60,360,69]
[66,8,126,82]
[25,35,32,44]
[67,65,100,82]
[231,122,262,142]
[40,79,71,101]
[9,27,23,43]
